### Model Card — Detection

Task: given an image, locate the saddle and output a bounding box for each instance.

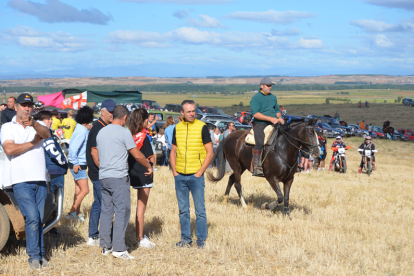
[245,125,275,145]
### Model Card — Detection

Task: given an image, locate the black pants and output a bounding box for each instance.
[360,155,375,167]
[253,123,267,151]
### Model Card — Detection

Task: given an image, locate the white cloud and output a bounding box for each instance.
[119,0,231,4]
[108,27,325,50]
[7,0,112,25]
[350,19,414,32]
[271,27,301,36]
[186,14,227,28]
[363,0,414,11]
[226,10,315,24]
[173,9,192,19]
[373,34,395,48]
[1,25,91,52]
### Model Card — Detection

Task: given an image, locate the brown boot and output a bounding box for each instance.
[252,149,264,177]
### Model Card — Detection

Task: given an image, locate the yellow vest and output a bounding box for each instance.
[175,119,207,174]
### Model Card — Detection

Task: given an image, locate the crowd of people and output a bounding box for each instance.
[1,94,213,268]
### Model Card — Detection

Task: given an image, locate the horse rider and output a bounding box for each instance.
[358,136,376,174]
[383,119,390,132]
[365,100,369,108]
[329,136,347,171]
[250,77,284,176]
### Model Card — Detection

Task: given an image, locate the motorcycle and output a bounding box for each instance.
[332,146,351,173]
[357,147,378,176]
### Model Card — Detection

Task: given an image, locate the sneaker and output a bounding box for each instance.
[101,247,113,256]
[153,167,158,171]
[197,240,205,249]
[65,212,77,220]
[317,168,321,171]
[358,168,362,174]
[40,258,50,268]
[78,214,85,222]
[322,168,325,171]
[139,235,156,248]
[112,251,135,259]
[29,260,40,270]
[175,240,192,247]
[87,237,100,246]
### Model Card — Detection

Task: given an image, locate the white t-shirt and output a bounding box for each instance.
[0,116,47,189]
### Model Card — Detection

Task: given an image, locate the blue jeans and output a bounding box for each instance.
[174,174,207,245]
[12,181,47,262]
[50,175,65,194]
[89,179,102,239]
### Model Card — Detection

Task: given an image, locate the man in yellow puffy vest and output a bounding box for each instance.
[170,100,214,249]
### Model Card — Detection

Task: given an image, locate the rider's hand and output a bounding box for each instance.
[277,118,285,124]
[270,117,279,124]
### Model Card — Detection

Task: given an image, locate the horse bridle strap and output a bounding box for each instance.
[279,124,319,154]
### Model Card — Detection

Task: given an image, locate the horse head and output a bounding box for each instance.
[285,118,321,158]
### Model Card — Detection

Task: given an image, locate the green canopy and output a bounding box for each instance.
[62,89,142,104]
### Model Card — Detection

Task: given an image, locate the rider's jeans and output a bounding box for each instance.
[253,123,267,151]
[12,181,47,262]
[174,173,207,245]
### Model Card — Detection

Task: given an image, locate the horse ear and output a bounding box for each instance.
[307,118,318,125]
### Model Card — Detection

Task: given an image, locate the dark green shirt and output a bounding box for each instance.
[250,90,281,125]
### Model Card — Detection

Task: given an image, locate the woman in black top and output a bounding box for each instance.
[128,109,156,248]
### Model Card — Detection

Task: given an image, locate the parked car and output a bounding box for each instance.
[402,98,413,106]
[308,115,354,136]
[371,126,385,138]
[198,106,230,117]
[393,130,409,141]
[234,111,253,122]
[148,110,181,122]
[317,122,345,138]
[204,119,251,131]
[143,100,163,110]
[198,114,236,122]
[0,146,63,252]
[348,124,377,138]
[164,104,205,115]
[397,129,414,140]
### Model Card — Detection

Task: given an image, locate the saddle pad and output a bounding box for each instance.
[245,125,274,145]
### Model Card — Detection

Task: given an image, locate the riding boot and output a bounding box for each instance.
[373,163,376,170]
[252,149,264,177]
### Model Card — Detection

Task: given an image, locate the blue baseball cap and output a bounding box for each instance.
[101,99,116,112]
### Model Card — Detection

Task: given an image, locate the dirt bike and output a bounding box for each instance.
[332,146,351,173]
[358,148,378,176]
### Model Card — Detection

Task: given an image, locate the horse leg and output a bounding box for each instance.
[261,175,284,210]
[222,173,235,204]
[233,170,247,208]
[283,178,294,216]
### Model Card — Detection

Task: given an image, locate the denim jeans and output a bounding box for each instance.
[12,181,47,262]
[89,179,102,239]
[174,173,207,245]
[167,149,172,170]
[50,175,65,194]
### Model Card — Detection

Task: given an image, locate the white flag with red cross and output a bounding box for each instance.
[61,91,87,110]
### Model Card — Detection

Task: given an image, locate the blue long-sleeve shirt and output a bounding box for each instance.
[43,130,68,176]
[164,124,175,149]
[68,124,88,166]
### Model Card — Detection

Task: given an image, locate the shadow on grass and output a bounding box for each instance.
[0,219,85,259]
[125,216,164,249]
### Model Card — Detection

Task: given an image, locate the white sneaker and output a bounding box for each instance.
[101,247,113,256]
[322,168,325,171]
[317,168,321,171]
[112,251,135,259]
[139,236,156,248]
[87,237,100,246]
[153,167,158,171]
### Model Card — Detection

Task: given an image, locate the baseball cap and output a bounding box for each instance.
[101,99,116,112]
[16,93,34,104]
[260,77,274,86]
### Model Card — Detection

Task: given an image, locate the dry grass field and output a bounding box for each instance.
[1,137,414,275]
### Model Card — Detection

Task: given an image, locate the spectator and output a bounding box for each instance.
[360,120,365,130]
[367,123,373,136]
[164,116,176,169]
[177,115,183,123]
[334,112,340,120]
[212,127,220,168]
[97,105,152,259]
[85,99,116,247]
[301,146,311,173]
[51,109,62,131]
[223,122,235,174]
[170,100,214,249]
[62,110,77,140]
[156,128,167,166]
[317,132,327,171]
[0,102,7,112]
[66,106,95,222]
[147,113,158,170]
[33,111,68,194]
[1,96,17,124]
[219,128,224,143]
[128,109,156,248]
[316,119,323,131]
[1,93,51,269]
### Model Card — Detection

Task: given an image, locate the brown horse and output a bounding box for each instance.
[207,119,321,215]
[339,120,348,127]
[383,126,395,138]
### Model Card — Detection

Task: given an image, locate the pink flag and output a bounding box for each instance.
[37,91,65,108]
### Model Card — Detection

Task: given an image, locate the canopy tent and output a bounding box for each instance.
[62,89,142,104]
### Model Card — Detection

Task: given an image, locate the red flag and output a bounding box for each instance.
[61,92,87,110]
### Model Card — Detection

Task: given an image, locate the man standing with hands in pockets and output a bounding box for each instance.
[1,93,51,269]
[170,100,214,249]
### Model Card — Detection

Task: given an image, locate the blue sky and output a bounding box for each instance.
[1,0,414,77]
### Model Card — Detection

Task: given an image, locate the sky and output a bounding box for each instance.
[1,0,414,78]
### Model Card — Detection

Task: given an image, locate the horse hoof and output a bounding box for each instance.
[268,201,278,210]
[222,196,229,204]
[261,202,269,210]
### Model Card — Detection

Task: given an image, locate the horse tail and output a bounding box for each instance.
[207,140,226,183]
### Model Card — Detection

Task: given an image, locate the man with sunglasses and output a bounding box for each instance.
[85,99,116,247]
[250,77,284,176]
[1,93,51,269]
